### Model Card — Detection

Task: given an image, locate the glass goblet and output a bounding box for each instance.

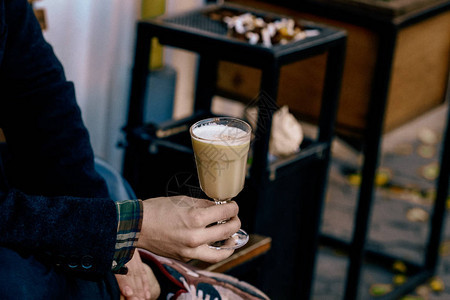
[190,117,251,250]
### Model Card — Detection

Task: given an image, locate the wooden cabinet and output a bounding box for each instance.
[222,0,450,138]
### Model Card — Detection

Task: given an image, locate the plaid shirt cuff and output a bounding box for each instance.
[112,199,143,274]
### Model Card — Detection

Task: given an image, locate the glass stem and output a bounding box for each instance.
[214,198,231,205]
[214,198,231,224]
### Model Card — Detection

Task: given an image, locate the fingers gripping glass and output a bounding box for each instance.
[190,117,251,250]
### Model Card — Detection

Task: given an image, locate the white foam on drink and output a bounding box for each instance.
[192,124,249,145]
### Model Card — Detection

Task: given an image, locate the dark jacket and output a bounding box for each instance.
[0,0,117,277]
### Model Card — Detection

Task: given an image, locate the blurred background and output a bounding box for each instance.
[29,0,450,299]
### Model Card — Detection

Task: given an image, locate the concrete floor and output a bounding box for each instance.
[314,103,450,300]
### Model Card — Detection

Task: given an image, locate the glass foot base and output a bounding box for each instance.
[209,229,249,250]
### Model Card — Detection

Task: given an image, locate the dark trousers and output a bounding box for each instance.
[0,247,120,299]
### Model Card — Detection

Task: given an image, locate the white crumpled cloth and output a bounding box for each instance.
[245,105,303,157]
[269,105,303,156]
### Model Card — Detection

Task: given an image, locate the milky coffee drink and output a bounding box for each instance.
[191,123,250,201]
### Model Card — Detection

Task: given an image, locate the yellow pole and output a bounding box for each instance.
[141,0,165,70]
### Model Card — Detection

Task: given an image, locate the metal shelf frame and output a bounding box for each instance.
[123,3,347,299]
[284,1,450,299]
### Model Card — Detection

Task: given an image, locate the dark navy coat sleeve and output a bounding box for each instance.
[0,0,118,277]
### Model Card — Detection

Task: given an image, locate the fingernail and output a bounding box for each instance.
[145,290,151,299]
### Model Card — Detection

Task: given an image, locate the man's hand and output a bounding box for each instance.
[137,196,241,263]
[116,250,160,300]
